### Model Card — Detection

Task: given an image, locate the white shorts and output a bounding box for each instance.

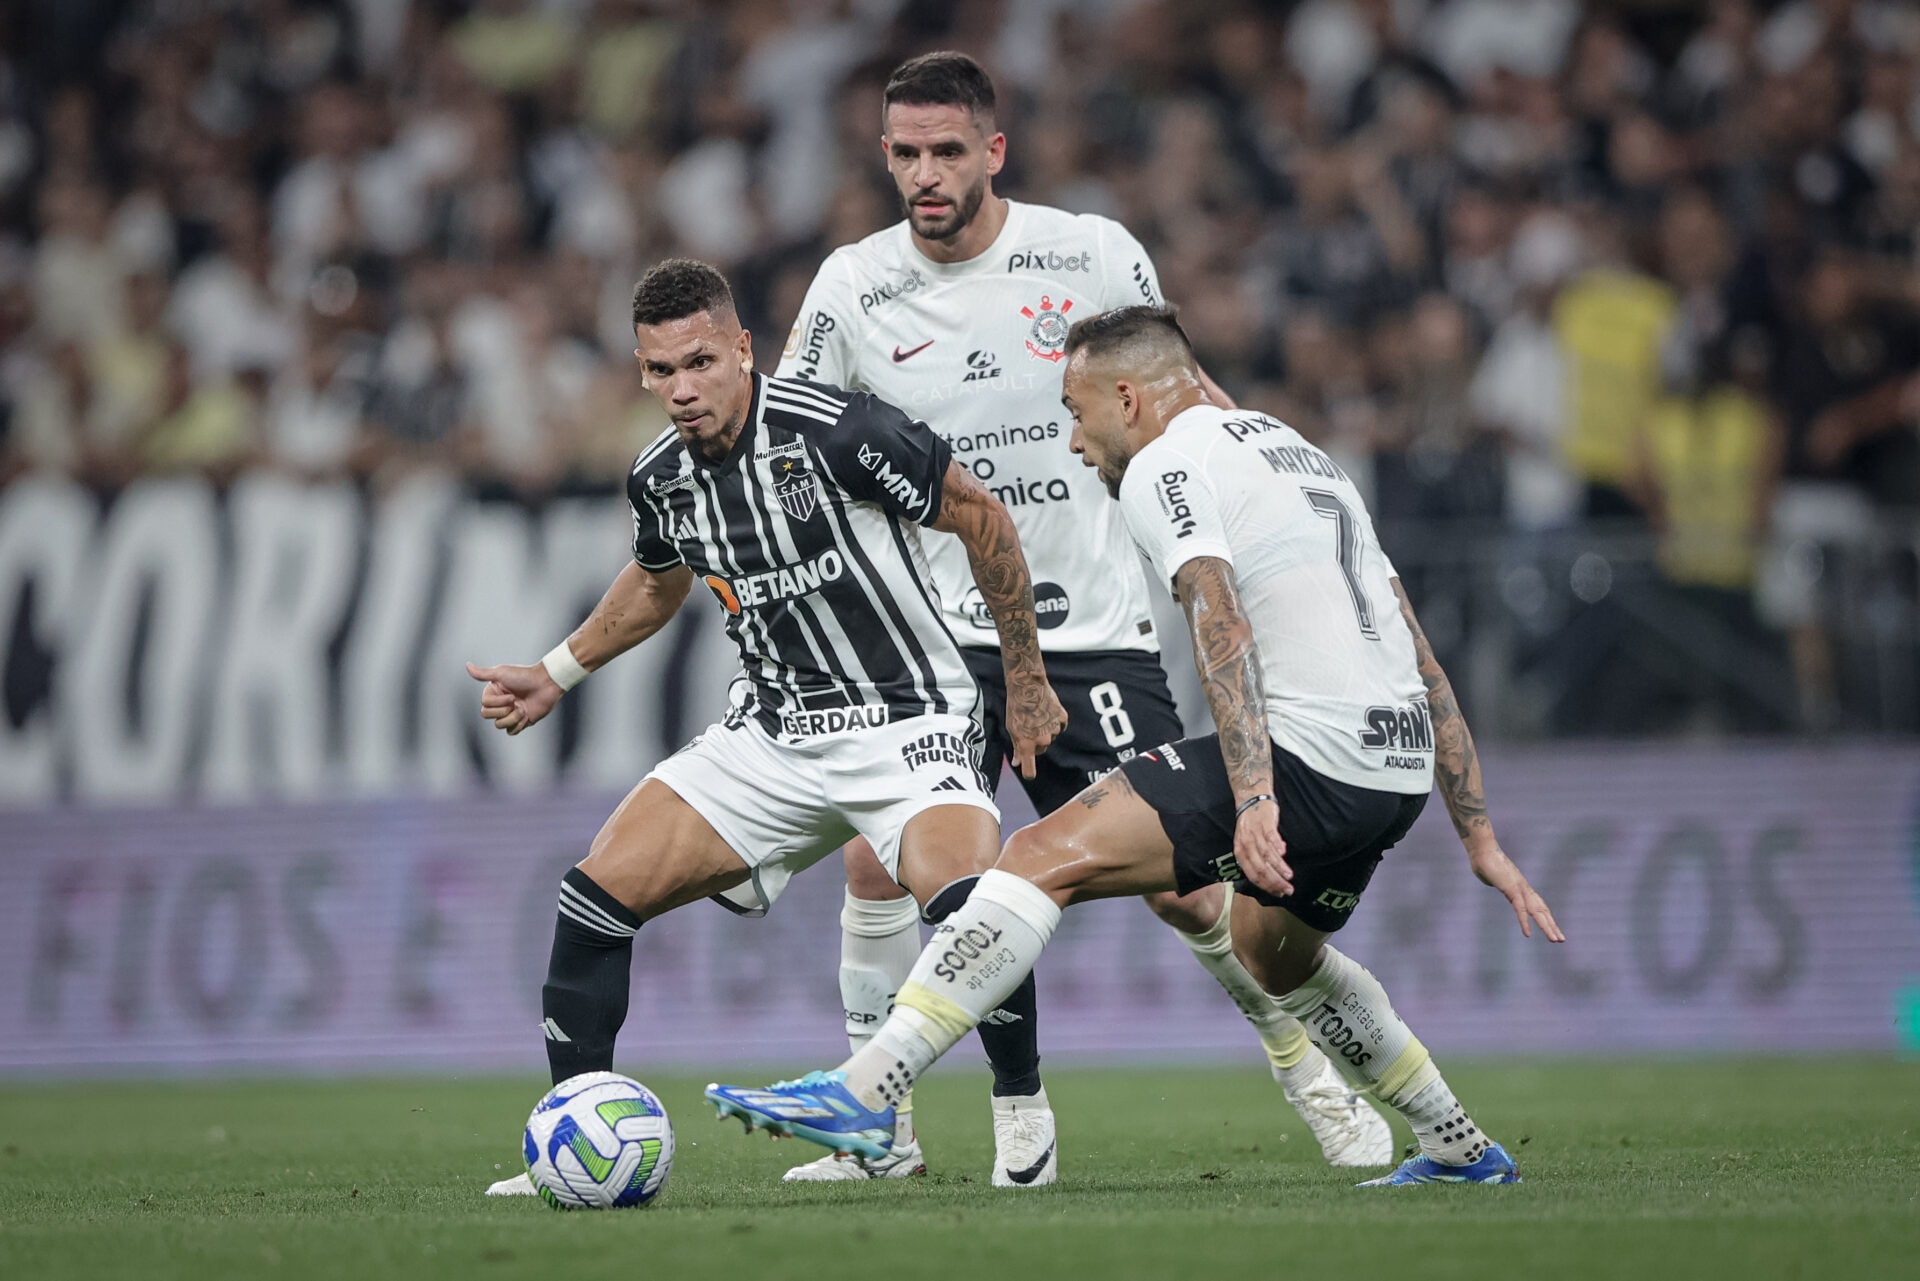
[645,712,999,915]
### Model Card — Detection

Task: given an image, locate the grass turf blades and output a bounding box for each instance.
[1,1061,1915,1280]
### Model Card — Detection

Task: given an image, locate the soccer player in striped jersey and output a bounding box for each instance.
[473,258,1065,1196]
[775,52,1390,1186]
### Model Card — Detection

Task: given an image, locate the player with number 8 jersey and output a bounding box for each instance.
[770,52,1395,1188]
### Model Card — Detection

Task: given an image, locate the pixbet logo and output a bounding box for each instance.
[860,267,928,314]
[1008,249,1090,273]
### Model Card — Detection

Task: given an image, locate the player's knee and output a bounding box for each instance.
[842,838,907,900]
[995,823,1088,907]
[1235,935,1323,998]
[1142,886,1221,934]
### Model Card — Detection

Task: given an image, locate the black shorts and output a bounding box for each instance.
[1118,734,1428,932]
[962,646,1185,817]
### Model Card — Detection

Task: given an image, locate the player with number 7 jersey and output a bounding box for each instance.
[1119,410,1436,795]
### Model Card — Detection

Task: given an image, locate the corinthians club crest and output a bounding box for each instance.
[774,457,819,522]
[1021,294,1075,363]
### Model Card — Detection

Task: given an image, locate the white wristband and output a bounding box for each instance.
[542,640,590,691]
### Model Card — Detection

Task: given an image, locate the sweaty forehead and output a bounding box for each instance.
[1061,350,1089,395]
[1062,346,1114,392]
[636,311,733,362]
[884,103,984,145]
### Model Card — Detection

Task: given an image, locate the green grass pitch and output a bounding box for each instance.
[2,1060,1916,1280]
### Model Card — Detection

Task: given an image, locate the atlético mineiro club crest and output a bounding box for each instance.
[1021,294,1074,363]
[774,458,819,522]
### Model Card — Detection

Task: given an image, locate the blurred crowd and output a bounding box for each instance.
[2,0,1920,733]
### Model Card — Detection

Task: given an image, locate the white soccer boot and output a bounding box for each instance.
[1277,1053,1395,1167]
[990,1087,1058,1187]
[783,1137,928,1181]
[485,1172,537,1196]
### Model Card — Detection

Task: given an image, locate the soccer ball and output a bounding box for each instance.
[523,1071,674,1209]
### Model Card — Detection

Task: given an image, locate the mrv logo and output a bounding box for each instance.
[1358,702,1432,764]
[856,443,924,511]
[1155,469,1197,538]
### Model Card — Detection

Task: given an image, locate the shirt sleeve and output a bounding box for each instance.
[1118,447,1234,594]
[814,392,953,526]
[774,252,859,388]
[1098,217,1166,311]
[626,477,683,572]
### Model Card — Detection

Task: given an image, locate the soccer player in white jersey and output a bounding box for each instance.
[710,306,1565,1186]
[473,259,1066,1197]
[774,53,1390,1185]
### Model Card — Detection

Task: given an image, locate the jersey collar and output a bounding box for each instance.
[1165,401,1217,435]
[689,372,765,472]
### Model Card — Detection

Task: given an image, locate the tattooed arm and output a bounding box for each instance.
[1173,555,1293,897]
[1391,577,1563,941]
[932,460,1067,777]
[469,563,693,736]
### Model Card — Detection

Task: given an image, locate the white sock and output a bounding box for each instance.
[1170,894,1321,1078]
[1272,945,1488,1165]
[1401,1077,1489,1167]
[840,889,921,1145]
[841,870,1061,1112]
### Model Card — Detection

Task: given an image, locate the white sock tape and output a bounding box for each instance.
[542,639,590,691]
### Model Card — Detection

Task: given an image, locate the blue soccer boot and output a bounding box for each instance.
[706,1071,895,1160]
[1357,1140,1520,1186]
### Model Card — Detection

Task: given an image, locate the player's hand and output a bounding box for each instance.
[1470,843,1564,941]
[466,661,566,737]
[1006,673,1068,779]
[1233,799,1293,898]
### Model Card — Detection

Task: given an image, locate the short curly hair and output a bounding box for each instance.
[631,258,736,328]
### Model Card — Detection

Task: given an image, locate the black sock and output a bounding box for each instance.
[542,867,641,1085]
[923,875,1043,1098]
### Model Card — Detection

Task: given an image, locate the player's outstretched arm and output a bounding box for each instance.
[468,563,694,737]
[930,460,1067,777]
[1389,577,1564,942]
[1173,555,1293,898]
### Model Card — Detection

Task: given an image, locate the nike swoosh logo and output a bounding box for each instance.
[892,340,934,362]
[1002,1140,1055,1185]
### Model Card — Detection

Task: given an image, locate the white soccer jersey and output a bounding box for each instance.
[1118,404,1435,795]
[776,200,1164,654]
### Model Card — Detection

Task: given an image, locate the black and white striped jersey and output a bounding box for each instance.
[627,373,978,741]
